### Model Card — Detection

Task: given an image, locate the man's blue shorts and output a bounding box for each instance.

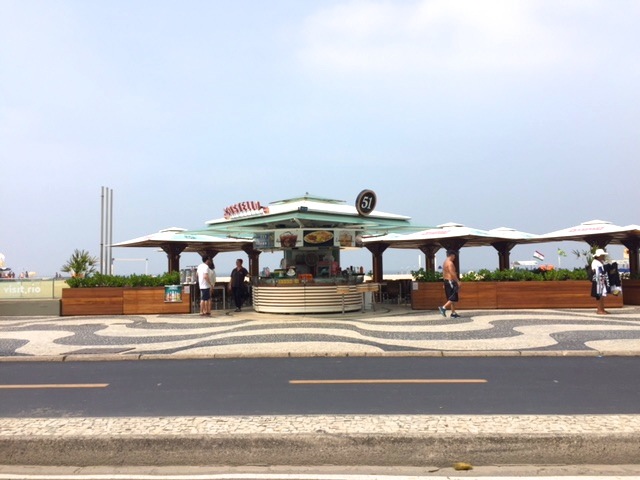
[200,288,211,301]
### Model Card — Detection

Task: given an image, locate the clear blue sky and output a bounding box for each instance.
[1,0,638,276]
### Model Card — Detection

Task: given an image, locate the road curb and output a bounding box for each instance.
[0,350,639,362]
[1,432,639,467]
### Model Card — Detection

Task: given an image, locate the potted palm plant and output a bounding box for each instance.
[61,249,98,278]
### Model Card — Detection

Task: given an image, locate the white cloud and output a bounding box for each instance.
[298,0,599,75]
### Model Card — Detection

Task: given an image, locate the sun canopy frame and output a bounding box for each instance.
[364,223,538,271]
[113,227,252,272]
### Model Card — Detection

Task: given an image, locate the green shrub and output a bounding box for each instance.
[411,267,591,282]
[567,268,590,280]
[411,268,443,282]
[67,271,180,288]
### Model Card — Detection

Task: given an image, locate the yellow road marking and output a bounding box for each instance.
[289,379,487,385]
[0,383,109,389]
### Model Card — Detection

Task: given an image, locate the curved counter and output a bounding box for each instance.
[252,284,363,314]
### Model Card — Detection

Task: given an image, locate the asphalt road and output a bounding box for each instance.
[0,356,639,417]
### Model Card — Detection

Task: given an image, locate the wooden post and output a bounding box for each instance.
[622,237,640,277]
[365,243,389,283]
[419,244,440,272]
[161,244,187,273]
[585,235,613,250]
[491,241,517,271]
[439,239,467,275]
[198,249,220,261]
[242,245,261,279]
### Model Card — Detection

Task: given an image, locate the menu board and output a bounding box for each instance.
[275,229,303,248]
[334,229,355,247]
[270,229,361,248]
[254,232,275,249]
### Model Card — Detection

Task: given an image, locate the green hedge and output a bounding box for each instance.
[412,267,589,282]
[66,272,180,288]
[411,269,443,282]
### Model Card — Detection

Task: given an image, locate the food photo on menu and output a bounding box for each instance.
[303,230,334,247]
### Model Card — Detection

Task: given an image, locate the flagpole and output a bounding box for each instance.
[557,248,567,269]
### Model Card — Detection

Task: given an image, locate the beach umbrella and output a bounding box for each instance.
[113,227,251,272]
[369,223,494,247]
[531,219,640,275]
[534,220,627,246]
[365,223,515,272]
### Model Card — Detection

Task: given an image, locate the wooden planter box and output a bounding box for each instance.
[621,279,640,305]
[123,287,191,315]
[62,287,191,316]
[411,281,624,310]
[61,287,124,316]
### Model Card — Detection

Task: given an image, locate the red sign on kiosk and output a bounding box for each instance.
[223,201,268,219]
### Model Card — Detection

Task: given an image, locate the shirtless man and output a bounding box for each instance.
[439,250,461,318]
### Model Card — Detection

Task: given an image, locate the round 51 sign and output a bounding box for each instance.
[356,189,377,216]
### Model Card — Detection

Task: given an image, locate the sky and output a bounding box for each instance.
[1,0,639,277]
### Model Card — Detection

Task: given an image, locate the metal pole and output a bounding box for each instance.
[109,188,113,275]
[105,188,110,275]
[100,187,105,274]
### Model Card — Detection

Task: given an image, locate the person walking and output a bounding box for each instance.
[197,256,213,316]
[229,258,249,312]
[591,248,610,314]
[439,250,461,318]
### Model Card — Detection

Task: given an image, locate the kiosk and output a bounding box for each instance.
[192,193,413,314]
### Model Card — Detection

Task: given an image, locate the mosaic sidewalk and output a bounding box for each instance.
[1,306,640,358]
[1,308,640,467]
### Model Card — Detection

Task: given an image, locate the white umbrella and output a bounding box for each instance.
[535,219,627,243]
[366,223,497,249]
[366,223,539,248]
[487,226,538,241]
[113,227,251,272]
[113,227,250,252]
[365,223,533,271]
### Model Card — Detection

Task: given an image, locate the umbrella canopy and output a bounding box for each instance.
[365,223,497,249]
[365,223,537,248]
[527,220,640,276]
[533,219,627,245]
[487,226,538,241]
[364,223,538,272]
[113,227,252,272]
[113,227,250,253]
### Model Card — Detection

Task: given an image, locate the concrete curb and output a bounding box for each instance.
[1,349,639,362]
[2,414,639,467]
[2,432,639,467]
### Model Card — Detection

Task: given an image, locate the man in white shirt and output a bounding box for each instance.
[197,256,213,316]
